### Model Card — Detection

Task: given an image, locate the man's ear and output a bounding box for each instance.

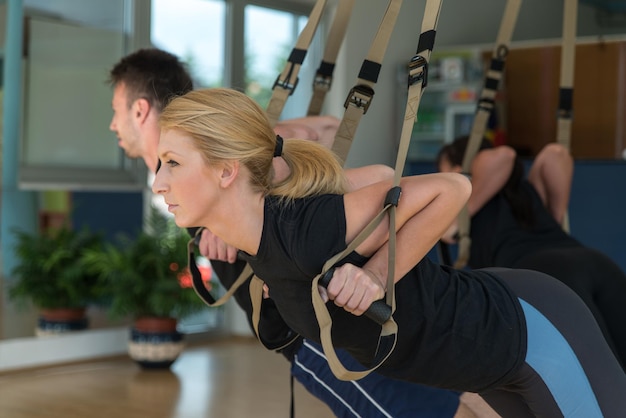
[133,98,151,124]
[219,160,240,188]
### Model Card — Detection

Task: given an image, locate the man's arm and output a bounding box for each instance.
[274,115,340,149]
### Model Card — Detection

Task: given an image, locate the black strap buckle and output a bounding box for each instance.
[273,73,299,96]
[408,55,428,88]
[384,186,402,207]
[344,84,375,114]
[557,109,573,120]
[477,97,495,113]
[312,74,332,91]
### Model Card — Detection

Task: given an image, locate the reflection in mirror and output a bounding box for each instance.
[20,0,146,190]
[1,0,132,342]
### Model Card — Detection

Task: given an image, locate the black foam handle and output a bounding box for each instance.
[319,268,392,325]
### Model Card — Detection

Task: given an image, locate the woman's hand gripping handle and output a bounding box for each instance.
[319,267,392,325]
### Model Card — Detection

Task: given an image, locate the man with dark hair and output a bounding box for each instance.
[109,48,193,172]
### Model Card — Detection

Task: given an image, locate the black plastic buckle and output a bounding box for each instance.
[273,73,299,96]
[344,84,375,114]
[557,109,573,120]
[477,97,494,113]
[313,74,332,91]
[384,186,402,207]
[408,55,428,89]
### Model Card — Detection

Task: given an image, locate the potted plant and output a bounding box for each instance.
[83,207,214,369]
[9,226,106,336]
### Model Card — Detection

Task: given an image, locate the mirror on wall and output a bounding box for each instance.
[19,0,147,191]
[1,0,136,341]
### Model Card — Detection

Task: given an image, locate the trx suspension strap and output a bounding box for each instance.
[266,0,327,128]
[307,0,355,116]
[252,0,405,355]
[251,0,407,346]
[556,0,577,233]
[311,0,442,381]
[187,230,254,308]
[453,0,522,269]
[332,0,403,165]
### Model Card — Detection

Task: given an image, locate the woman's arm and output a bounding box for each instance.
[527,143,573,224]
[467,145,516,216]
[323,173,471,315]
[344,165,394,191]
[439,145,515,243]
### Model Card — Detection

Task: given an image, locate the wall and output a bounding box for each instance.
[328,0,626,168]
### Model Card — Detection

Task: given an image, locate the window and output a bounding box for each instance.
[18,0,147,191]
[151,0,321,118]
[244,4,319,118]
[151,0,225,88]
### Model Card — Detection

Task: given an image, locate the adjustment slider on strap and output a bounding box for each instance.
[408,55,428,88]
[313,73,333,91]
[343,84,375,114]
[273,73,299,96]
[477,97,495,113]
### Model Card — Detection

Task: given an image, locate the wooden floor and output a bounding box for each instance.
[0,337,333,418]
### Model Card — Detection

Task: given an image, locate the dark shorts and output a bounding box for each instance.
[292,339,461,418]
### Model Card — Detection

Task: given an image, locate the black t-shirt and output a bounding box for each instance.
[469,180,580,269]
[240,194,526,392]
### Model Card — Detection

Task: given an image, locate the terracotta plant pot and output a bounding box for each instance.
[128,316,184,369]
[36,307,89,337]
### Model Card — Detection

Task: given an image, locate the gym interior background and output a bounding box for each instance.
[1,0,625,372]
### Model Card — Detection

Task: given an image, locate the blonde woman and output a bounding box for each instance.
[153,87,626,418]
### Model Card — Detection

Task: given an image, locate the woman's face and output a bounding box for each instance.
[152,129,222,228]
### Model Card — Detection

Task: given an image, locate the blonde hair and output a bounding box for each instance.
[159,88,347,200]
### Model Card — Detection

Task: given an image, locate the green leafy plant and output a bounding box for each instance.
[9,226,106,310]
[83,208,213,320]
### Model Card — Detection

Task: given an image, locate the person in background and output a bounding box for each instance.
[109,48,480,418]
[154,87,626,417]
[437,137,626,371]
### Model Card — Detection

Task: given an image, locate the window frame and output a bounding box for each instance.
[16,0,318,191]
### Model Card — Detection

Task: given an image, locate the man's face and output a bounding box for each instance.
[109,82,143,159]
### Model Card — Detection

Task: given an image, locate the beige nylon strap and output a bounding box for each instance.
[312,0,442,380]
[266,0,328,127]
[454,0,521,269]
[332,0,403,164]
[249,275,302,351]
[557,0,577,233]
[308,0,355,116]
[557,0,577,152]
[311,203,398,380]
[187,236,253,307]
